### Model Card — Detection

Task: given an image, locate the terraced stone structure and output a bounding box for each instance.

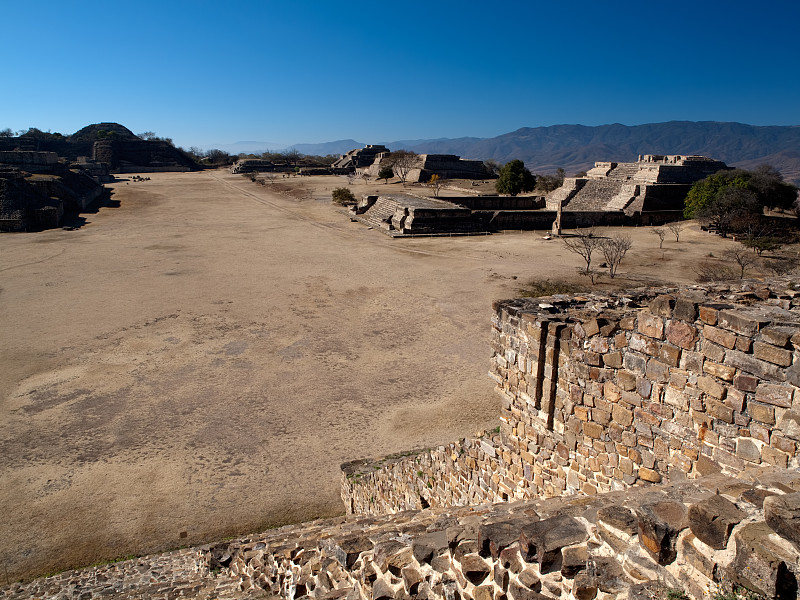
[547,155,729,217]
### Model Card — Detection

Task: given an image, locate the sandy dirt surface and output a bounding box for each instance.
[0,170,743,582]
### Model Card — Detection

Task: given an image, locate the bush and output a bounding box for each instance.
[331,187,356,206]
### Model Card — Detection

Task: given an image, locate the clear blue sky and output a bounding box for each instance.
[2,0,798,149]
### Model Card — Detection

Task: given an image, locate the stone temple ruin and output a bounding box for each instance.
[547,155,729,218]
[0,151,106,231]
[349,154,730,236]
[7,278,800,600]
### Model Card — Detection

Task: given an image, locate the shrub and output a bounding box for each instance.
[331,187,356,206]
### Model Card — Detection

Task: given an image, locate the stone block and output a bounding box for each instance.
[412,531,448,564]
[674,297,699,322]
[679,350,704,373]
[699,304,719,324]
[624,353,646,376]
[732,522,798,599]
[703,361,736,381]
[698,375,726,399]
[764,492,800,550]
[611,404,634,427]
[679,533,716,579]
[749,401,776,425]
[561,545,588,578]
[617,371,636,391]
[649,295,675,317]
[666,320,697,350]
[499,547,523,573]
[571,573,597,600]
[701,340,726,363]
[620,317,636,330]
[645,359,670,383]
[638,467,662,483]
[735,335,753,352]
[725,350,785,382]
[478,519,530,559]
[734,373,758,392]
[761,326,795,347]
[517,568,541,592]
[761,446,789,467]
[736,437,763,463]
[519,515,588,573]
[695,455,722,476]
[777,411,800,441]
[718,309,769,336]
[659,343,682,367]
[602,351,623,368]
[703,325,737,349]
[725,388,746,412]
[598,505,638,535]
[629,334,660,356]
[637,313,664,339]
[688,494,746,549]
[756,384,794,408]
[753,341,793,367]
[636,501,688,565]
[664,387,689,411]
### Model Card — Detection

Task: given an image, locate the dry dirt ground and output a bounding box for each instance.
[0,170,747,583]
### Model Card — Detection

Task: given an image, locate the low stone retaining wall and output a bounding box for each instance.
[341,280,800,514]
[6,468,800,600]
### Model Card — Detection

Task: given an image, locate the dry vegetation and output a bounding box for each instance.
[0,170,795,583]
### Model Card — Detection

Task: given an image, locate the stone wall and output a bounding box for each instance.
[7,468,800,600]
[342,280,800,515]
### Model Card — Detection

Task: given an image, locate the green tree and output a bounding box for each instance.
[685,167,798,219]
[378,166,393,183]
[495,160,536,196]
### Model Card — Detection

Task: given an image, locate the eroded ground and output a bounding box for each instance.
[0,170,746,582]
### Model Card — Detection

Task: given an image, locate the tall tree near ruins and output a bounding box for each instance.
[495,160,536,196]
[386,150,418,185]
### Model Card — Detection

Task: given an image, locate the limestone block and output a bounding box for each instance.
[731,522,799,598]
[666,320,697,350]
[519,515,588,573]
[460,554,491,586]
[637,313,664,340]
[635,501,688,565]
[734,372,759,392]
[673,298,699,322]
[412,531,448,564]
[756,383,794,408]
[478,519,531,559]
[703,325,737,349]
[649,295,675,318]
[753,341,793,367]
[688,494,746,550]
[764,492,800,550]
[509,580,549,600]
[725,349,785,382]
[718,309,769,336]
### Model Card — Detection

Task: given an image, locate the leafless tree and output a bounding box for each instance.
[264,173,277,184]
[723,246,758,279]
[562,228,602,276]
[651,227,666,248]
[386,150,419,185]
[666,221,685,242]
[361,171,370,185]
[429,174,445,197]
[600,234,632,278]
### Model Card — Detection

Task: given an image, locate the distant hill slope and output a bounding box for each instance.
[393,122,800,185]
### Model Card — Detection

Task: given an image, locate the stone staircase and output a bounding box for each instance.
[606,182,641,211]
[563,179,625,211]
[357,196,404,232]
[608,162,639,181]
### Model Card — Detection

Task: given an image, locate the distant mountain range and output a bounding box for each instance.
[218,122,800,185]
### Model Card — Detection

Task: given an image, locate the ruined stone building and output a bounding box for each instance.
[331,144,390,172]
[547,154,729,216]
[361,152,491,183]
[0,151,105,231]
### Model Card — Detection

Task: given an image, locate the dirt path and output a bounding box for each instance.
[0,170,740,582]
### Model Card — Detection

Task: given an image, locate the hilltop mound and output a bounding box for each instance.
[68,122,139,142]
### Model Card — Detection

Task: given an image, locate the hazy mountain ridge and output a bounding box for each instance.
[221,122,800,184]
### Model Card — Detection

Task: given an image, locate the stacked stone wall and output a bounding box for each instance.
[342,280,800,517]
[8,468,800,600]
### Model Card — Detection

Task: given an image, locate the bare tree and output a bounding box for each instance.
[429,174,445,197]
[562,228,602,276]
[386,150,419,185]
[651,227,666,248]
[264,173,277,184]
[600,234,632,278]
[361,171,370,185]
[723,246,758,279]
[666,221,685,242]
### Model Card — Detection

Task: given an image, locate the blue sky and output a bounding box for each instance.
[2,0,798,149]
